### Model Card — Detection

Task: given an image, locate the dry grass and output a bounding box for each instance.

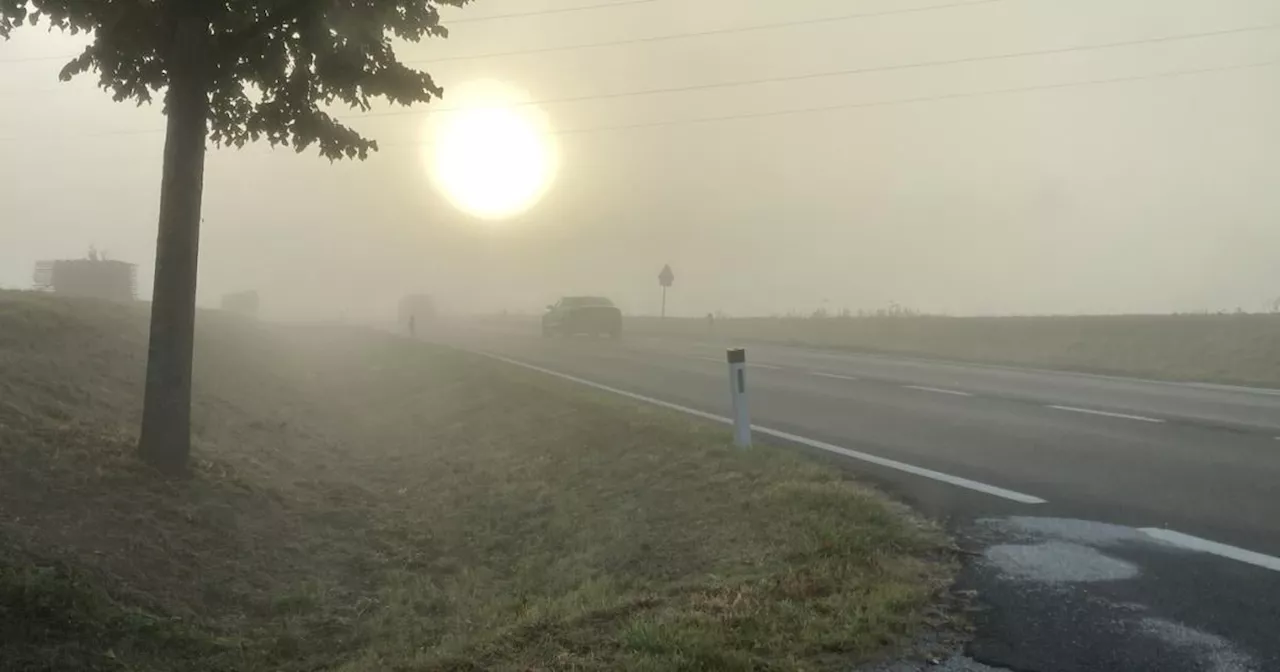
[0,291,953,671]
[626,314,1280,387]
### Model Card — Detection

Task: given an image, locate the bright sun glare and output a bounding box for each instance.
[425,80,558,221]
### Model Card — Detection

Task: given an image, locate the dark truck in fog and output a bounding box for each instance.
[542,296,622,339]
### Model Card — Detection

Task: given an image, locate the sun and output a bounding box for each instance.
[425,80,559,221]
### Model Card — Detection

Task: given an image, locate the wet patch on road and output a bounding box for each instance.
[958,517,1273,672]
[984,540,1140,583]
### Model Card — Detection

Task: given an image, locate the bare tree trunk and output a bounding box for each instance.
[137,13,210,475]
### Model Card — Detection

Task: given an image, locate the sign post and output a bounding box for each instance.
[658,264,675,318]
[727,348,752,448]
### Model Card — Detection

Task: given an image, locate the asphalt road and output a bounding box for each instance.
[434,321,1280,671]
[445,323,1280,553]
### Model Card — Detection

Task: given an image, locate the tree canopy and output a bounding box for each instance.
[2,0,471,474]
[0,0,468,159]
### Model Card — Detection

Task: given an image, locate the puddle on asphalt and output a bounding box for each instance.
[968,516,1260,672]
[984,540,1139,583]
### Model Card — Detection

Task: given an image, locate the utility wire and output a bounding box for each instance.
[400,0,1010,65]
[4,57,1272,148]
[361,58,1280,152]
[527,59,1280,141]
[0,0,660,64]
[11,15,1269,135]
[445,0,657,24]
[350,22,1280,120]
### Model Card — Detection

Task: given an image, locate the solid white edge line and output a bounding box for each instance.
[1048,405,1165,423]
[1141,528,1280,573]
[751,426,1046,504]
[751,363,784,370]
[905,385,974,397]
[491,353,731,425]
[478,351,1047,505]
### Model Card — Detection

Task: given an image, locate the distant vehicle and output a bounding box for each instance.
[542,296,622,339]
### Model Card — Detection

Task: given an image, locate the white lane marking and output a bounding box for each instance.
[750,426,1045,504]
[692,356,723,364]
[905,385,974,397]
[752,363,784,370]
[1141,528,1280,573]
[1183,382,1280,398]
[811,371,860,381]
[477,351,1047,505]
[1048,405,1165,423]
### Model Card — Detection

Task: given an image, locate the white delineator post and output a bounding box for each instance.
[727,348,752,448]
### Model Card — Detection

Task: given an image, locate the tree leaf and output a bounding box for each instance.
[2,0,471,160]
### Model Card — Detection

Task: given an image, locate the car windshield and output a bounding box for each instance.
[562,296,614,308]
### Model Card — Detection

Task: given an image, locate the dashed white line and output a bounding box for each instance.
[811,371,860,381]
[1141,528,1280,573]
[1048,405,1165,423]
[477,351,1047,505]
[752,363,784,370]
[905,385,974,397]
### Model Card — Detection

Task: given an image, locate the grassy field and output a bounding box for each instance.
[625,314,1280,387]
[0,291,953,671]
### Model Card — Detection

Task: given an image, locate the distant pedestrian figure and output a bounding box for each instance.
[409,315,417,338]
[707,312,715,334]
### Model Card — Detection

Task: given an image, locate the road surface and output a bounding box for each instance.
[433,322,1280,671]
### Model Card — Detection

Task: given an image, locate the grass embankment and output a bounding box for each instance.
[625,314,1280,387]
[0,291,952,671]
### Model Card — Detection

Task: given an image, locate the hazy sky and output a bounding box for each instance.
[1,0,1278,319]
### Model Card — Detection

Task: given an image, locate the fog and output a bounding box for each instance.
[2,0,1278,321]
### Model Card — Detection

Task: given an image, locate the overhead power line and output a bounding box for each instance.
[351,22,1280,120]
[5,56,1271,148]
[0,0,660,64]
[358,58,1280,152]
[445,0,657,24]
[205,57,1280,154]
[401,0,1010,65]
[524,59,1280,141]
[4,0,1011,66]
[208,58,1280,155]
[355,57,1279,153]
